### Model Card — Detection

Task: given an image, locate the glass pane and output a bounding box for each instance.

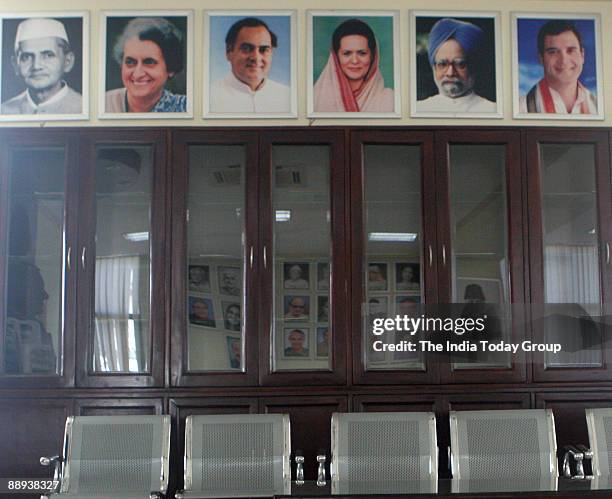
[3,147,64,375]
[186,145,245,372]
[540,144,602,368]
[450,145,511,369]
[272,146,331,371]
[92,146,153,373]
[363,145,424,370]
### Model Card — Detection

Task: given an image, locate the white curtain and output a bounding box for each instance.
[94,255,145,372]
[543,244,601,367]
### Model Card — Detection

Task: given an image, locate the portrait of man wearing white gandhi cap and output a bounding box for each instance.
[413,14,500,116]
[1,16,84,117]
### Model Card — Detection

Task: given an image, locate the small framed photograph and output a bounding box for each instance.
[188,296,216,328]
[283,262,310,290]
[283,327,310,357]
[316,327,330,358]
[188,264,210,293]
[366,296,388,320]
[317,296,330,322]
[512,13,603,120]
[204,10,297,118]
[316,262,330,291]
[396,295,421,315]
[367,263,388,291]
[100,10,193,118]
[456,278,502,304]
[308,10,401,117]
[222,301,242,332]
[395,262,420,291]
[411,11,502,118]
[284,295,310,321]
[218,266,241,296]
[0,12,89,121]
[226,336,241,369]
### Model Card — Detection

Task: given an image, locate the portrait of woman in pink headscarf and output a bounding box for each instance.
[313,18,394,113]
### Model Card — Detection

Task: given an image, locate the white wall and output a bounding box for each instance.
[0,0,609,127]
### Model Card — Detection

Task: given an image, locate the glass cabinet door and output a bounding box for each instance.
[351,131,438,385]
[0,134,76,387]
[436,131,525,383]
[171,131,258,387]
[76,131,166,387]
[260,130,346,385]
[528,131,612,382]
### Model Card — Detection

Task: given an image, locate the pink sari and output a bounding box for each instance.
[313,47,394,112]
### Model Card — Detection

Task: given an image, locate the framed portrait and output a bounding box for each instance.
[217,265,241,296]
[316,327,330,358]
[226,336,241,369]
[188,264,210,293]
[366,296,388,321]
[367,262,388,291]
[283,327,310,358]
[284,295,310,321]
[188,296,216,328]
[512,13,603,120]
[204,10,297,119]
[0,12,89,121]
[316,262,330,291]
[99,10,193,119]
[222,301,242,332]
[283,262,310,290]
[410,11,502,118]
[396,295,421,315]
[307,10,401,118]
[456,277,502,304]
[395,262,420,292]
[317,296,330,323]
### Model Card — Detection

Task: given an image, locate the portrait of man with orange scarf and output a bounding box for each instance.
[517,18,599,116]
[313,17,396,114]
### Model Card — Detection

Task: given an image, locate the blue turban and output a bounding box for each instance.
[427,18,484,66]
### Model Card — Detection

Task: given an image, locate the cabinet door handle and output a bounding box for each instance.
[263,246,267,269]
[607,243,610,265]
[81,247,86,270]
[428,245,433,268]
[67,246,71,271]
[442,244,447,267]
[249,246,254,269]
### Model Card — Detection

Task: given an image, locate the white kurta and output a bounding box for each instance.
[519,81,598,115]
[209,73,291,114]
[416,92,496,114]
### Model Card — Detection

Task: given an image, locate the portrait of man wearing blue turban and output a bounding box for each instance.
[416,17,496,114]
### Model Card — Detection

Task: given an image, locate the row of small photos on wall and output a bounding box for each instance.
[0,10,603,121]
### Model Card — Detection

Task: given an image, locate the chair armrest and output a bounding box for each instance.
[39,455,63,490]
[562,445,584,479]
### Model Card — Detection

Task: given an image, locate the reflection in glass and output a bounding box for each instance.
[540,144,602,368]
[92,146,152,373]
[272,146,331,371]
[3,148,64,375]
[186,146,245,371]
[449,145,510,369]
[363,145,423,370]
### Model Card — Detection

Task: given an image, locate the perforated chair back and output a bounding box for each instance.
[331,412,437,484]
[61,415,170,496]
[586,408,612,476]
[449,409,557,483]
[183,413,291,498]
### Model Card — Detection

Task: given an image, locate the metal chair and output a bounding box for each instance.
[40,415,171,499]
[330,412,437,493]
[449,409,558,492]
[176,413,291,498]
[586,407,612,476]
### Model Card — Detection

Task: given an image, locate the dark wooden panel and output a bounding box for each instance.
[168,397,258,495]
[536,391,612,449]
[261,395,348,480]
[0,399,71,479]
[75,397,163,415]
[353,393,439,413]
